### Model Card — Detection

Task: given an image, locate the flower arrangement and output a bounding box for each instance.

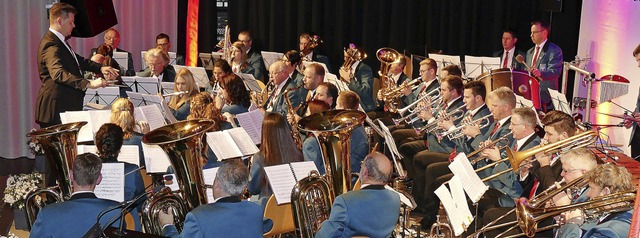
[0,232,18,238]
[3,172,43,210]
[27,129,44,155]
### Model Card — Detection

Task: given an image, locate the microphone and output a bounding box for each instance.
[83,187,153,238]
[106,190,153,236]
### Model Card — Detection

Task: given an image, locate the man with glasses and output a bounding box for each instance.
[91,28,135,76]
[264,60,302,116]
[137,47,176,82]
[238,31,265,82]
[316,152,400,238]
[155,33,184,65]
[524,21,563,111]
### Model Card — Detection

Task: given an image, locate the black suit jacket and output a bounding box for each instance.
[520,155,563,198]
[492,49,527,70]
[36,30,103,125]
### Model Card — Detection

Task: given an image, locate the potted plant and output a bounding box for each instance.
[3,172,43,230]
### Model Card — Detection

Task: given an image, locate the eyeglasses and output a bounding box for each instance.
[562,168,581,174]
[531,30,543,34]
[419,69,430,74]
[269,70,284,76]
[157,43,169,47]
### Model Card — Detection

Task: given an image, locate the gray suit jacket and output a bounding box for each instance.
[489,134,540,207]
[526,42,563,105]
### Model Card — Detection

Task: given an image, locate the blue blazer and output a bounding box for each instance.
[302,125,368,177]
[526,42,563,105]
[316,185,401,238]
[30,193,123,238]
[246,49,265,81]
[162,196,273,238]
[558,209,633,238]
[448,104,493,155]
[169,99,191,121]
[474,117,513,178]
[347,62,376,112]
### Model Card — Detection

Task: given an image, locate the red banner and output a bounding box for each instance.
[185,0,199,66]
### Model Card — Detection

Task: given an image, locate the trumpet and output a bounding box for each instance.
[414,104,466,135]
[393,91,441,126]
[467,132,513,164]
[396,88,441,116]
[438,113,493,141]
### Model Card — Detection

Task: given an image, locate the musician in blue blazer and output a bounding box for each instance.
[239,31,266,82]
[160,160,273,238]
[525,21,563,110]
[556,164,634,238]
[316,152,400,238]
[264,60,305,117]
[492,29,527,70]
[30,153,123,238]
[338,44,377,112]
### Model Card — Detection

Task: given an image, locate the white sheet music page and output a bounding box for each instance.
[134,77,161,95]
[263,164,297,205]
[206,131,243,160]
[261,51,284,69]
[238,73,262,92]
[289,161,319,181]
[89,110,112,133]
[235,110,264,145]
[95,163,125,202]
[141,144,172,173]
[378,120,402,157]
[113,52,129,71]
[226,127,259,156]
[137,104,166,130]
[434,176,473,236]
[449,153,488,203]
[59,111,94,142]
[464,55,501,79]
[202,167,219,203]
[118,145,140,166]
[548,89,571,114]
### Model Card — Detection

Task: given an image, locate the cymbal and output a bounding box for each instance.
[596,112,640,123]
[599,74,629,83]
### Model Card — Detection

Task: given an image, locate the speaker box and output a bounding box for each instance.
[62,0,118,38]
[538,0,563,12]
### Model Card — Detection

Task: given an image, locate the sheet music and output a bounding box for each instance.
[78,145,140,166]
[226,127,260,156]
[238,73,262,92]
[548,89,572,114]
[88,110,112,133]
[289,161,319,181]
[235,110,264,144]
[428,53,461,78]
[384,185,416,208]
[325,73,349,92]
[515,94,534,109]
[113,52,129,71]
[95,163,125,202]
[464,55,501,79]
[378,120,402,158]
[83,87,121,106]
[136,105,166,131]
[435,176,473,236]
[202,167,219,203]
[206,131,243,160]
[448,153,488,203]
[173,65,209,88]
[141,144,172,173]
[264,164,297,205]
[135,77,161,95]
[261,51,284,69]
[59,111,94,142]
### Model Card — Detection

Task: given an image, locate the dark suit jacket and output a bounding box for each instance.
[136,64,176,82]
[449,104,494,154]
[30,192,122,238]
[519,155,563,199]
[91,47,135,76]
[36,30,103,125]
[312,53,332,74]
[526,42,563,105]
[348,62,376,112]
[247,49,265,82]
[316,185,401,238]
[266,77,304,116]
[492,49,527,70]
[424,96,466,153]
[582,210,633,238]
[162,196,273,238]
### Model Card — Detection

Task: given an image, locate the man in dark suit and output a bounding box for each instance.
[367,56,410,126]
[299,33,332,73]
[239,31,265,82]
[160,160,273,238]
[525,21,563,111]
[625,43,640,159]
[264,60,305,117]
[156,33,185,65]
[137,47,176,82]
[316,151,401,238]
[339,44,376,112]
[35,3,118,128]
[91,28,135,76]
[30,153,123,237]
[492,29,527,70]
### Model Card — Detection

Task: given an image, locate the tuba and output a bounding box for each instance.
[141,119,215,235]
[24,121,87,229]
[291,170,333,237]
[339,45,368,83]
[376,47,403,113]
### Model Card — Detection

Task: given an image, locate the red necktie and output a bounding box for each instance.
[490,122,500,136]
[502,51,509,68]
[448,146,457,162]
[529,178,540,199]
[531,46,541,68]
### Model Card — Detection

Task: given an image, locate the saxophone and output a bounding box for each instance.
[284,85,305,149]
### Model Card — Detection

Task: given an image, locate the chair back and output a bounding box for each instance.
[263,195,295,237]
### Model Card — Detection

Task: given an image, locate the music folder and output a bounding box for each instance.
[205,127,259,160]
[264,161,319,205]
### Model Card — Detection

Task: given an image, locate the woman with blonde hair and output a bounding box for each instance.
[230,41,257,79]
[248,113,303,208]
[110,98,148,167]
[168,68,199,120]
[187,92,231,169]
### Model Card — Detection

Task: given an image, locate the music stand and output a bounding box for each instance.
[84,87,121,107]
[113,52,129,72]
[261,51,284,69]
[237,73,262,93]
[428,53,461,78]
[160,82,175,94]
[548,89,572,115]
[463,55,501,79]
[121,76,160,95]
[173,65,209,89]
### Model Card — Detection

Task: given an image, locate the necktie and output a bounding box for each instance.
[529,177,539,199]
[502,51,509,68]
[65,41,82,75]
[513,143,518,151]
[490,122,500,136]
[531,46,541,68]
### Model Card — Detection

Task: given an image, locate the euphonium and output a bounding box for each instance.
[252,78,275,108]
[24,122,87,229]
[291,170,333,237]
[298,110,367,196]
[141,119,215,235]
[339,45,367,83]
[376,47,403,113]
[300,34,323,61]
[284,85,305,149]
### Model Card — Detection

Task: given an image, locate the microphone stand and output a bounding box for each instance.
[105,191,152,237]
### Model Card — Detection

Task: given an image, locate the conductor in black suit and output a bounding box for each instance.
[492,29,526,70]
[35,3,118,128]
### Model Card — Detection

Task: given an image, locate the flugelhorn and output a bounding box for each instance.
[414,104,467,134]
[339,45,367,83]
[467,132,513,164]
[438,113,493,141]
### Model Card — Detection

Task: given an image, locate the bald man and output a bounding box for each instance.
[316,152,401,238]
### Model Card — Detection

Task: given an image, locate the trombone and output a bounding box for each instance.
[438,113,493,142]
[414,104,466,135]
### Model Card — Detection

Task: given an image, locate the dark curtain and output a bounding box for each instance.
[180,0,582,97]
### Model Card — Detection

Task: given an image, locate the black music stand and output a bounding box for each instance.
[84,87,121,107]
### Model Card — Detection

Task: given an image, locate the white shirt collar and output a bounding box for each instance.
[71,191,94,196]
[350,60,361,73]
[469,103,485,116]
[391,73,402,84]
[447,95,461,107]
[498,115,511,127]
[536,39,548,51]
[515,132,536,150]
[49,28,66,43]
